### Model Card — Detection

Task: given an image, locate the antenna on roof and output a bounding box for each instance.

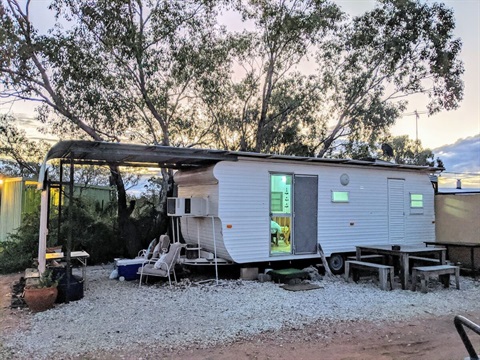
[402,110,427,155]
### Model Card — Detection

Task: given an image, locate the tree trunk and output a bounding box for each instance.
[255,54,276,152]
[109,165,140,258]
[158,168,175,239]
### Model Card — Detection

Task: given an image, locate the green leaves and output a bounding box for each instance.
[314,0,463,157]
[0,114,50,177]
[0,0,464,160]
[390,135,435,166]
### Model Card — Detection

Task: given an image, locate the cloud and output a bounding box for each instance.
[434,134,480,189]
[434,134,480,174]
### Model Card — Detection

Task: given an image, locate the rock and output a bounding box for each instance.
[302,265,323,281]
[257,273,272,282]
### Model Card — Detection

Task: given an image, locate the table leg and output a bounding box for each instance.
[411,268,418,291]
[401,254,409,290]
[455,267,460,289]
[440,249,446,265]
[76,257,88,291]
[471,248,476,278]
[83,258,87,290]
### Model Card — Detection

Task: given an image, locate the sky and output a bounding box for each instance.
[1,0,479,188]
[338,0,479,148]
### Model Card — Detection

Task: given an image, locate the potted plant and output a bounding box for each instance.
[23,269,60,312]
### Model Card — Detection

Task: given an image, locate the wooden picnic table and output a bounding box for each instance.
[425,241,480,278]
[356,245,446,290]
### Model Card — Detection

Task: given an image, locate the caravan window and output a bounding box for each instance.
[410,193,423,207]
[331,191,349,203]
[410,193,424,214]
[270,175,292,214]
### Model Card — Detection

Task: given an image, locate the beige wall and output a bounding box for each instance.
[435,193,480,268]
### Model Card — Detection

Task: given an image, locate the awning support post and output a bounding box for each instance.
[37,186,49,274]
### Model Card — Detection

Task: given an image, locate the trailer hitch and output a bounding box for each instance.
[455,315,480,360]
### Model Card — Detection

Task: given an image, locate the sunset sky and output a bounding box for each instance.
[337,0,479,150]
[1,0,479,188]
[334,1,479,188]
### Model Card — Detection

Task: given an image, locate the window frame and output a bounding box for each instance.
[410,193,424,214]
[331,190,349,203]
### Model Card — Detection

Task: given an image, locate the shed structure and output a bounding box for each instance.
[435,189,480,269]
[0,176,113,243]
[0,178,40,242]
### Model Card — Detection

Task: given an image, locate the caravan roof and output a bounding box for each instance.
[40,140,442,172]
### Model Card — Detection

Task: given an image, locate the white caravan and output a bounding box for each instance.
[169,153,439,273]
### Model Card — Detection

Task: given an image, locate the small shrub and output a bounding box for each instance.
[34,269,60,289]
[0,211,41,274]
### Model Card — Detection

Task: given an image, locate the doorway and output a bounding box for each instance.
[270,174,292,255]
[388,178,405,243]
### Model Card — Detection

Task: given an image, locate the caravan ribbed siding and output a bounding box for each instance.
[214,161,270,263]
[175,167,232,260]
[176,158,436,264]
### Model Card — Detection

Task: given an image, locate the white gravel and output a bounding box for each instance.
[2,264,480,359]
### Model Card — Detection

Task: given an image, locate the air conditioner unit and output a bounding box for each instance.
[167,197,208,216]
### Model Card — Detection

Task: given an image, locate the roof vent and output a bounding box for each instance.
[456,179,462,189]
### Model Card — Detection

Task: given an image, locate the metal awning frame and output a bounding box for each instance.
[38,140,443,190]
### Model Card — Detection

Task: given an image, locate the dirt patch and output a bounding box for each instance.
[73,312,480,360]
[1,273,478,360]
[157,313,479,360]
[0,273,30,336]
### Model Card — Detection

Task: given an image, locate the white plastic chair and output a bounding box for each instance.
[137,242,184,288]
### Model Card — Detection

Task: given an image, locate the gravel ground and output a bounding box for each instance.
[2,264,480,359]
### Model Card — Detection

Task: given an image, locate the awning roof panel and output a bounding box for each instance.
[44,140,237,169]
[40,140,442,177]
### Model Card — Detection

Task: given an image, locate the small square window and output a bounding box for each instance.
[410,194,423,208]
[332,191,349,203]
[410,193,424,214]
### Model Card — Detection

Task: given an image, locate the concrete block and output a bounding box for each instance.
[240,267,259,280]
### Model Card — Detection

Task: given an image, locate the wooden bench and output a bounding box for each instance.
[345,260,394,291]
[411,265,460,293]
[409,256,441,268]
[347,254,385,262]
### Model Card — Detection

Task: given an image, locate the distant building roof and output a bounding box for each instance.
[437,188,480,194]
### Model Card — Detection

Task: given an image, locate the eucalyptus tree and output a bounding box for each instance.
[202,0,463,157]
[0,114,50,176]
[0,0,225,256]
[389,135,437,166]
[312,0,464,157]
[331,134,439,167]
[200,0,342,153]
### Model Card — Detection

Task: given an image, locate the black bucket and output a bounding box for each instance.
[51,266,84,303]
[56,275,84,303]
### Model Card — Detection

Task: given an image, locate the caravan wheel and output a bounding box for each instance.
[328,254,345,275]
